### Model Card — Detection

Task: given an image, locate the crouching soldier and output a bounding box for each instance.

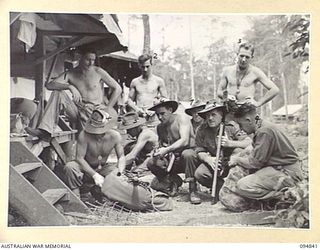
[59,109,125,197]
[223,103,303,211]
[118,112,158,172]
[182,100,251,204]
[184,100,206,133]
[146,98,198,202]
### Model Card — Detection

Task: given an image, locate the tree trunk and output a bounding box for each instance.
[278,49,289,122]
[188,16,195,100]
[142,14,150,54]
[267,61,272,117]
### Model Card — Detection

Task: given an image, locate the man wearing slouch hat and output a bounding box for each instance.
[146,98,198,202]
[58,109,125,197]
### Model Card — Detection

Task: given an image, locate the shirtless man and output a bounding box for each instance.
[29,48,122,138]
[127,54,167,124]
[118,112,158,170]
[146,98,197,198]
[61,109,125,197]
[217,42,279,108]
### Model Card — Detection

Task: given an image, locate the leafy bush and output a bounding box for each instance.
[273,180,309,228]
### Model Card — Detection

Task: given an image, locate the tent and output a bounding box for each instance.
[272,104,303,122]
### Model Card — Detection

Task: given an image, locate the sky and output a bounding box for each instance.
[117,14,252,60]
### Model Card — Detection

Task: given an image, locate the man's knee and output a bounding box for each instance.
[235,175,258,197]
[194,165,211,187]
[63,161,81,175]
[181,149,197,160]
[236,177,249,193]
[194,168,202,181]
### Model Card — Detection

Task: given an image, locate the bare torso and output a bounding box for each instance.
[158,114,195,147]
[132,75,164,109]
[223,65,260,102]
[68,66,104,105]
[83,130,120,167]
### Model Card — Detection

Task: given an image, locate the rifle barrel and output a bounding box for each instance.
[211,123,224,200]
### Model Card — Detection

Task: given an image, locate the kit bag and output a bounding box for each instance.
[101,169,173,212]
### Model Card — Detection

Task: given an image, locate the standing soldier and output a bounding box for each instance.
[127,54,167,126]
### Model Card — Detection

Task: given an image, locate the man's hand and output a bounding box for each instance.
[205,155,221,171]
[137,108,146,117]
[145,110,155,117]
[92,173,104,187]
[153,147,168,157]
[228,155,238,167]
[69,85,82,103]
[245,97,260,107]
[221,136,233,147]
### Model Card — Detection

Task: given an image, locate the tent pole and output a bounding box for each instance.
[34,30,45,118]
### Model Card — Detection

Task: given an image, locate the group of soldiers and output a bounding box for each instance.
[26,42,304,212]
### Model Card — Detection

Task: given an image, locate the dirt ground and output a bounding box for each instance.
[67,134,308,227]
[9,133,308,227]
[135,134,306,227]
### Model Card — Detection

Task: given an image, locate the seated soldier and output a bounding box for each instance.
[58,109,125,197]
[27,48,121,140]
[183,100,251,204]
[146,98,196,197]
[118,112,158,172]
[226,103,303,210]
[184,100,206,133]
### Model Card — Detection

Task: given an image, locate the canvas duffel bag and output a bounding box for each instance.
[101,169,173,212]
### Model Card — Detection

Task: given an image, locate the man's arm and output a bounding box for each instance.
[45,72,70,90]
[221,122,252,148]
[45,72,82,103]
[158,115,191,155]
[97,67,122,108]
[221,137,252,149]
[158,78,168,98]
[229,131,274,169]
[114,132,126,174]
[217,68,228,99]
[126,80,144,114]
[254,67,279,107]
[75,132,96,177]
[229,155,252,169]
[125,130,149,165]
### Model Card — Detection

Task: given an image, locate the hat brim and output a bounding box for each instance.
[118,117,146,130]
[84,121,114,134]
[148,101,179,113]
[198,105,225,119]
[185,105,206,116]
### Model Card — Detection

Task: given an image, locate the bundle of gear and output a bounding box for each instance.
[101,169,173,212]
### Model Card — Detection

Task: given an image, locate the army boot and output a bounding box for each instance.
[189,181,201,205]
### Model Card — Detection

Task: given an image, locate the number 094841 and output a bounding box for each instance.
[300,244,318,248]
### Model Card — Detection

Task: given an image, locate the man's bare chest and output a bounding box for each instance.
[135,80,159,94]
[87,139,114,156]
[167,124,180,144]
[227,70,258,88]
[70,72,102,90]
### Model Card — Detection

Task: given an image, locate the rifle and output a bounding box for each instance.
[211,89,229,204]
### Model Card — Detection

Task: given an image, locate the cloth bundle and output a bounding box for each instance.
[101,169,173,212]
